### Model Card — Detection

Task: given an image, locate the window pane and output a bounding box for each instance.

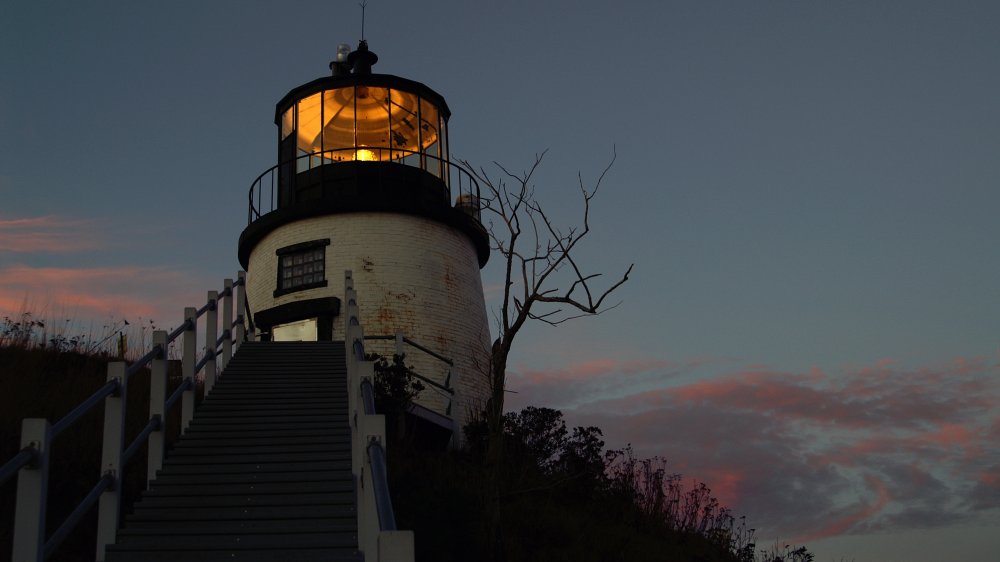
[389,88,420,159]
[278,242,327,291]
[355,86,389,157]
[322,88,356,158]
[439,115,449,186]
[296,93,323,155]
[419,98,440,150]
[281,107,295,140]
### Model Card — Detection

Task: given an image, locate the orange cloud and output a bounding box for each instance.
[0,215,101,253]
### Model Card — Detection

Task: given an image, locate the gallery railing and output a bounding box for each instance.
[247,147,482,223]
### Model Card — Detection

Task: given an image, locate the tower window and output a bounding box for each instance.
[274,239,330,297]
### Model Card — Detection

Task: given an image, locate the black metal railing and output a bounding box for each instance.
[247,147,481,224]
[363,333,455,415]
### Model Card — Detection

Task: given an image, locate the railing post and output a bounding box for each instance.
[235,272,247,350]
[12,418,50,562]
[182,307,197,431]
[394,331,404,359]
[354,364,375,478]
[95,362,125,561]
[358,407,386,560]
[379,531,416,561]
[205,291,218,395]
[147,330,168,485]
[222,279,233,369]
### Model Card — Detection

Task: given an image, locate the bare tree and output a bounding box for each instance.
[465,149,633,463]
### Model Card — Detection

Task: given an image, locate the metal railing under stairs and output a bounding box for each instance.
[363,332,456,417]
[0,273,251,562]
[344,271,415,562]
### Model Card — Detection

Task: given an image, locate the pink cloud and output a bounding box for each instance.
[793,475,891,543]
[518,356,1000,542]
[517,357,673,385]
[915,422,975,448]
[977,468,1000,488]
[505,356,689,411]
[0,264,201,323]
[0,215,101,253]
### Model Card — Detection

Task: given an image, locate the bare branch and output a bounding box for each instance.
[462,149,631,465]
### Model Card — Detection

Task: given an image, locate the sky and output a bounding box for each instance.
[2,1,999,560]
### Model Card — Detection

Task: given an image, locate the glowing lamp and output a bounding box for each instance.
[355,147,377,161]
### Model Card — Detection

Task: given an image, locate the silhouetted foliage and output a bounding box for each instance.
[388,405,820,561]
[367,352,424,441]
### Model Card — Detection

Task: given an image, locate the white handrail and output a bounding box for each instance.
[344,270,415,562]
[4,272,248,562]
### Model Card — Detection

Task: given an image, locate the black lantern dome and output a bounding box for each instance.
[275,40,451,174]
[239,41,487,269]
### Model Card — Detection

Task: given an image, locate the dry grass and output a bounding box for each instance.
[0,321,189,561]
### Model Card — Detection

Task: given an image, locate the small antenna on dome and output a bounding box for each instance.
[359,1,368,41]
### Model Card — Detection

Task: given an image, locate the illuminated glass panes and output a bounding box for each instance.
[281,107,295,140]
[292,86,441,163]
[421,97,441,177]
[275,240,329,295]
[389,89,420,161]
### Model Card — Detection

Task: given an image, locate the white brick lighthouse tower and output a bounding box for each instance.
[238,41,491,434]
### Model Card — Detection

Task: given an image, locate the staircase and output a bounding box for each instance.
[104,341,362,562]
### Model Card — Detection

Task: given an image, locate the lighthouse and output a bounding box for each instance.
[238,40,492,433]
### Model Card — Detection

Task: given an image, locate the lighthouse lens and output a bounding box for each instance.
[289,85,444,169]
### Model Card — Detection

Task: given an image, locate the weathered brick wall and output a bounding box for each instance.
[246,212,492,430]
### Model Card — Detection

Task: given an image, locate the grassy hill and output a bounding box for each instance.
[1,340,814,561]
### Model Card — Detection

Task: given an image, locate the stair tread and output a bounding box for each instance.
[107,342,361,561]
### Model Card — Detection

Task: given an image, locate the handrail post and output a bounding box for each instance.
[181,307,197,431]
[222,279,233,369]
[205,291,218,395]
[12,418,50,562]
[359,414,386,559]
[147,331,168,485]
[355,364,376,478]
[235,272,247,350]
[95,362,125,561]
[394,331,404,359]
[450,368,461,448]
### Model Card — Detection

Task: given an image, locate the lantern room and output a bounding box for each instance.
[236,40,493,434]
[279,74,448,173]
[239,40,488,276]
[253,40,467,219]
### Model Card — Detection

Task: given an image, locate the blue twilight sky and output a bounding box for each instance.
[2,2,999,561]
